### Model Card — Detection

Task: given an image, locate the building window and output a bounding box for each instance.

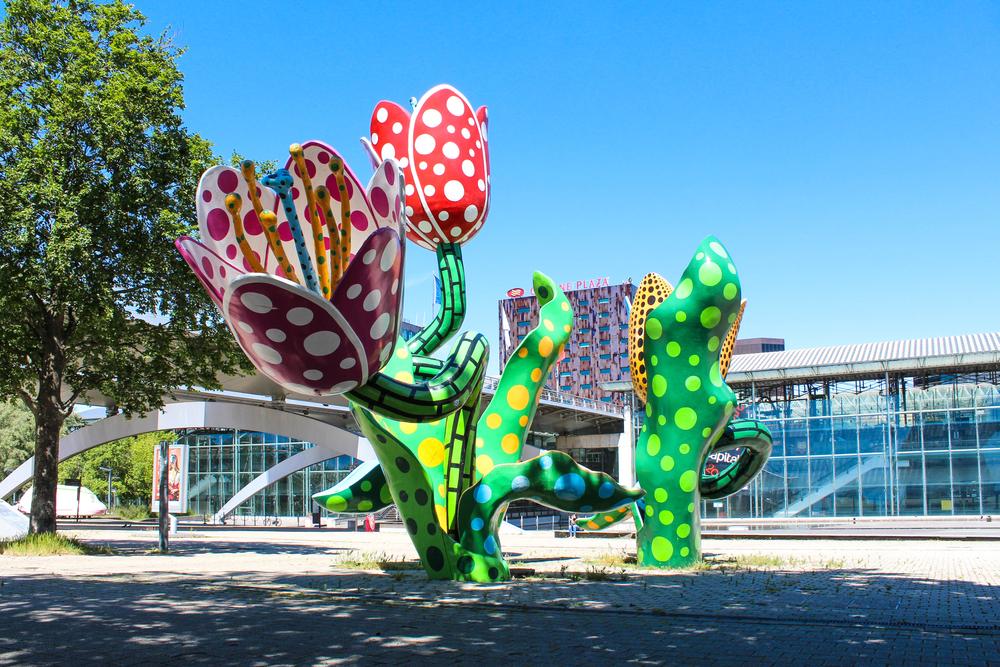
[579,355,591,362]
[578,300,589,306]
[599,339,611,346]
[579,327,591,334]
[517,334,525,341]
[560,385,572,391]
[518,320,531,327]
[621,366,630,372]
[600,396,612,403]
[599,325,610,332]
[517,306,530,314]
[560,371,573,377]
[598,311,610,318]
[581,383,592,390]
[600,368,611,374]
[580,342,590,348]
[579,313,590,320]
[598,297,610,304]
[599,353,611,360]
[581,369,591,376]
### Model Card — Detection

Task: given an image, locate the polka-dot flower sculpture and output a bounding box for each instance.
[176,143,411,397]
[364,84,489,249]
[578,237,772,567]
[313,264,642,582]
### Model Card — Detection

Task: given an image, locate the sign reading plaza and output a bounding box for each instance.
[507,276,612,297]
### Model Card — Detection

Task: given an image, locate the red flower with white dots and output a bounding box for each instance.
[364,84,490,250]
[176,145,406,397]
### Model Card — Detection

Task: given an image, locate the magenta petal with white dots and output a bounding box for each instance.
[175,236,246,311]
[196,166,279,273]
[280,141,402,265]
[217,228,403,397]
[181,144,406,397]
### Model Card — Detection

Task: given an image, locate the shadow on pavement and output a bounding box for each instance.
[1,563,998,665]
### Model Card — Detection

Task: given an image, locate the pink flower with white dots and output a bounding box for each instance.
[364,84,490,250]
[176,145,406,397]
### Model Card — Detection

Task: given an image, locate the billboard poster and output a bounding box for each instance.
[151,444,189,513]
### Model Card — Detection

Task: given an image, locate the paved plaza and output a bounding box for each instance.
[1,525,998,665]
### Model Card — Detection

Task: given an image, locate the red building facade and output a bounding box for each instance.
[498,279,637,404]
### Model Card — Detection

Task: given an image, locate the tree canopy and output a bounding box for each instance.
[59,430,168,507]
[0,0,248,531]
[0,400,34,478]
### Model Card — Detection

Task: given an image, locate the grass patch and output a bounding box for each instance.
[334,550,421,572]
[583,550,637,569]
[113,504,151,521]
[0,533,113,556]
[706,553,804,570]
[682,559,714,571]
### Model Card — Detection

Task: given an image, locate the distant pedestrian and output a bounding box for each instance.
[569,513,578,538]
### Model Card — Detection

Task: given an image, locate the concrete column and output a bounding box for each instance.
[618,405,635,486]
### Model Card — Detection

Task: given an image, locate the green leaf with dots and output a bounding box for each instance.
[312,459,393,513]
[475,272,573,475]
[455,451,644,558]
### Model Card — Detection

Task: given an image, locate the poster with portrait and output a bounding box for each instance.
[151,444,189,513]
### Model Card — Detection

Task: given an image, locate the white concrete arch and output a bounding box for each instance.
[0,401,373,500]
[212,442,359,522]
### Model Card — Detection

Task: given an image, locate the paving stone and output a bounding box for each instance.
[0,527,997,664]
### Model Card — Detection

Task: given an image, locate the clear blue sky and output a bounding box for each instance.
[138,1,1000,373]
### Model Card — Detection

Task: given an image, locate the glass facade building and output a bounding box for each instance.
[179,429,358,518]
[704,375,1000,518]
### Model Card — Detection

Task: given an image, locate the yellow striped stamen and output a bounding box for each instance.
[223,194,265,273]
[259,210,300,284]
[289,144,331,298]
[315,185,343,289]
[329,157,352,271]
[241,160,296,282]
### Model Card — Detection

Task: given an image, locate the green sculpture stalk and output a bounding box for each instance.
[316,252,642,581]
[578,236,771,567]
[633,236,763,566]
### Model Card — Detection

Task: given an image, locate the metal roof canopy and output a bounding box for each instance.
[727,332,1000,385]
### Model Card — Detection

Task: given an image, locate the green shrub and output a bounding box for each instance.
[0,533,113,556]
[114,503,151,521]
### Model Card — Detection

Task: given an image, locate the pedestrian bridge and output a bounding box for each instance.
[1,369,626,519]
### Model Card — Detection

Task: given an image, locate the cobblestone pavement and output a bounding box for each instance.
[1,528,998,665]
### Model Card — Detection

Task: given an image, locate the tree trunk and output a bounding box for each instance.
[29,400,64,533]
[29,333,67,534]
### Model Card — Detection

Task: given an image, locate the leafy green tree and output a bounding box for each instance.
[0,400,34,478]
[1,400,81,480]
[59,431,165,506]
[0,0,247,532]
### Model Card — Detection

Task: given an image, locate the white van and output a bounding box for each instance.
[16,485,108,517]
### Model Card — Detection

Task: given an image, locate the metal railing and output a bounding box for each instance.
[481,375,622,417]
[511,514,563,531]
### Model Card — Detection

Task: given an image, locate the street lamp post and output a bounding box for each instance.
[98,466,114,509]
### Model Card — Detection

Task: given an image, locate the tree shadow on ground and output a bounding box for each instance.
[1,561,998,665]
[63,537,351,557]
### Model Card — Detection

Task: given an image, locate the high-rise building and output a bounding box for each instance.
[498,278,636,404]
